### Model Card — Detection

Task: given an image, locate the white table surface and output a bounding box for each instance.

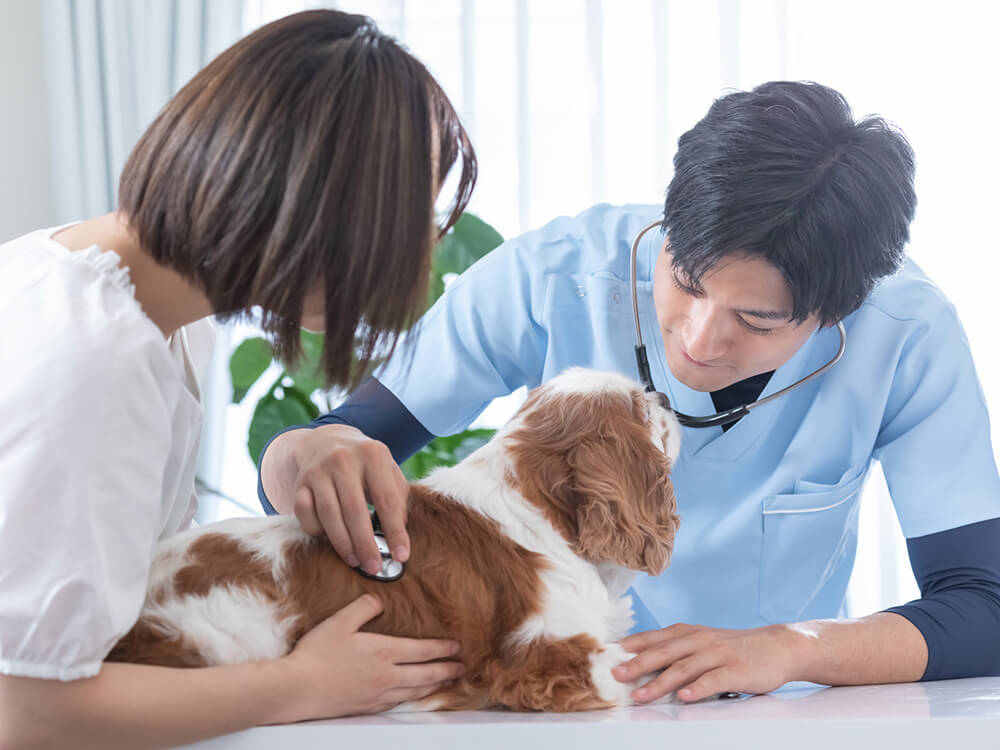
[180,677,1000,749]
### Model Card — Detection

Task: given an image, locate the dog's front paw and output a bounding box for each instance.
[626,669,681,706]
[591,647,680,708]
[587,644,665,707]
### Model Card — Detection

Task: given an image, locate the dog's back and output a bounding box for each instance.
[107,486,554,710]
[107,368,682,712]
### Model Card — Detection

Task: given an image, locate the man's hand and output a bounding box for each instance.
[260,424,411,576]
[613,623,805,703]
[613,613,927,703]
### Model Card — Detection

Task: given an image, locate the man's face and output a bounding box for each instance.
[653,243,822,392]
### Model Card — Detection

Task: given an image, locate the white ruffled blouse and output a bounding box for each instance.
[0,225,214,680]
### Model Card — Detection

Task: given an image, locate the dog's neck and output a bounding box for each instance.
[419,437,536,544]
[419,437,636,594]
[420,438,582,561]
[595,562,640,599]
[419,435,638,643]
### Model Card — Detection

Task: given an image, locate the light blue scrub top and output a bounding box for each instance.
[376,203,1000,630]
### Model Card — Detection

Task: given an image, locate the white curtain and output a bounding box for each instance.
[40,0,245,522]
[41,0,244,222]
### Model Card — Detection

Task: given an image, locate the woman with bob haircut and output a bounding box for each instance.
[0,10,474,747]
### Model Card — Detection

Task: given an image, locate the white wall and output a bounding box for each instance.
[0,0,56,240]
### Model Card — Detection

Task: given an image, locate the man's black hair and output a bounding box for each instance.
[662,80,916,325]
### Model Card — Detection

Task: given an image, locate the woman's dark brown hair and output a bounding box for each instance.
[119,9,476,388]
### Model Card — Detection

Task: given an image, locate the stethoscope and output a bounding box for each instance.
[355,509,405,583]
[630,221,847,429]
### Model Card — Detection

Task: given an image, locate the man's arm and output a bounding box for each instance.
[883,517,1000,680]
[786,516,1000,687]
[615,517,1000,702]
[613,610,926,703]
[258,377,434,515]
[786,611,927,686]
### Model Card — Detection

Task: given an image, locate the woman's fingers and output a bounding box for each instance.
[283,596,462,722]
[329,594,385,632]
[381,678,459,706]
[378,634,462,664]
[390,660,465,689]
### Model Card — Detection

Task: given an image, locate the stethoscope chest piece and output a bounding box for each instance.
[354,510,405,582]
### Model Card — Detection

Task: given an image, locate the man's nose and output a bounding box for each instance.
[683,302,727,362]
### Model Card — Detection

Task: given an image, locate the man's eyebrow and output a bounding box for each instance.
[736,307,793,321]
[675,270,793,321]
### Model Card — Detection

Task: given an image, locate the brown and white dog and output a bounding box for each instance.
[107,367,682,712]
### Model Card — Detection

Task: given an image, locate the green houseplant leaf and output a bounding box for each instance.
[247,385,321,467]
[431,214,504,278]
[285,330,326,396]
[229,337,273,404]
[401,429,496,480]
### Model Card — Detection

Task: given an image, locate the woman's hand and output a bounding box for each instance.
[612,623,806,703]
[277,594,464,722]
[260,424,411,576]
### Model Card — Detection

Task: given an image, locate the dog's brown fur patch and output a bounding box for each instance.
[508,388,679,575]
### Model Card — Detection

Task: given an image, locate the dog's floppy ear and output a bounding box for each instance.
[507,385,679,574]
[570,411,679,575]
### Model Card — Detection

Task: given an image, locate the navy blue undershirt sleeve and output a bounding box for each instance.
[884,516,1000,680]
[256,377,435,515]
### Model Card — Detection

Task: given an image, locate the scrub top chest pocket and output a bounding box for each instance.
[546,274,631,313]
[758,465,870,624]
